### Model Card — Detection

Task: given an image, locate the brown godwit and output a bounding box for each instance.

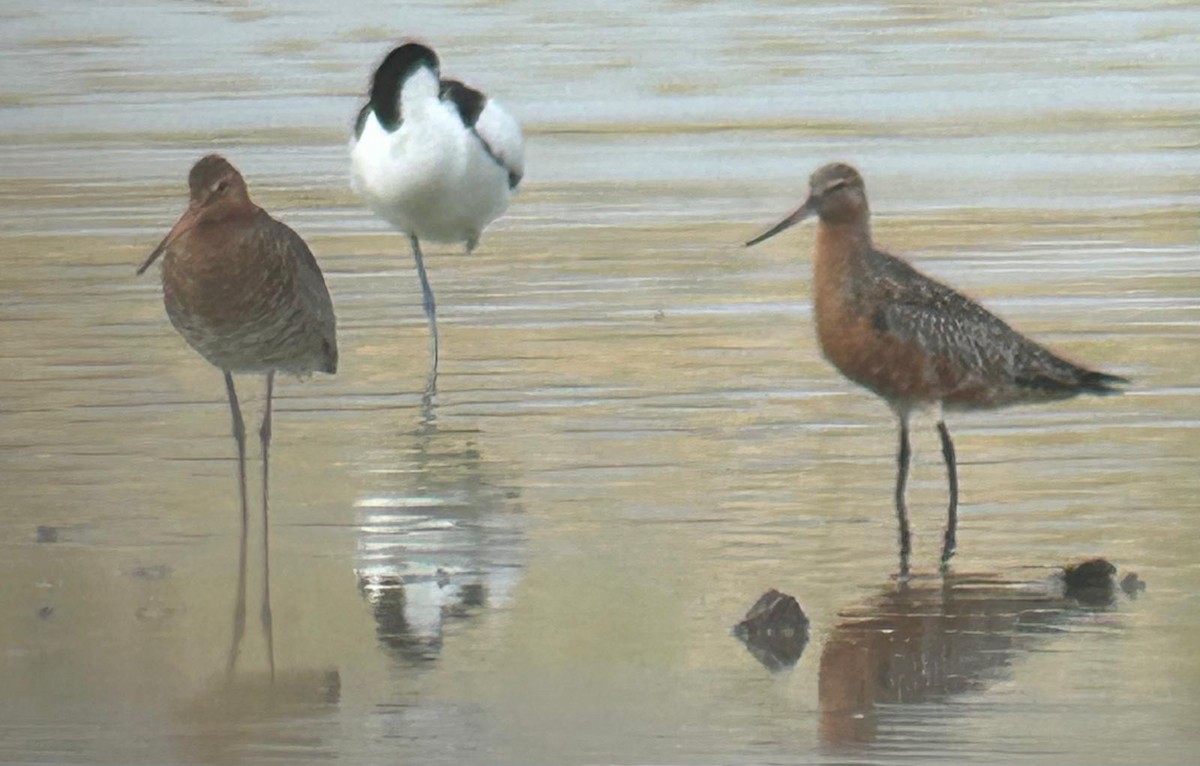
[138,154,338,676]
[746,162,1127,575]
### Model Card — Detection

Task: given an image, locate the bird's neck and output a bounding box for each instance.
[815,219,871,269]
[813,219,872,310]
[197,202,259,231]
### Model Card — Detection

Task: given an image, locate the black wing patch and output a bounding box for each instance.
[440,78,521,189]
[353,102,372,140]
[474,129,522,190]
[439,78,486,127]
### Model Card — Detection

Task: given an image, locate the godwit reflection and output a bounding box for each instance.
[355,397,523,665]
[173,668,340,764]
[819,572,1115,747]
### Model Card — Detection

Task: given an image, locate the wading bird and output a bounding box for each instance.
[138,154,338,676]
[350,41,524,389]
[746,163,1126,575]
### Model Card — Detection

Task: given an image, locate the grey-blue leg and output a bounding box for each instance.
[224,371,248,677]
[409,234,439,390]
[260,371,276,681]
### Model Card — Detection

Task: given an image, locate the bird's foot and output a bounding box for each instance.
[941,528,956,559]
[939,541,956,574]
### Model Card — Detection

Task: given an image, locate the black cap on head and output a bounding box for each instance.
[379,42,439,76]
[370,42,440,131]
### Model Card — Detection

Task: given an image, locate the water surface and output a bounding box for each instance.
[1,1,1199,764]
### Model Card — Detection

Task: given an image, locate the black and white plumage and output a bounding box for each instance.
[350,42,524,386]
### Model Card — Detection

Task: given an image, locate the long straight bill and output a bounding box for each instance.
[745,197,814,247]
[137,205,199,275]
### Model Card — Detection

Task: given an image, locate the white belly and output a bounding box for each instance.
[351,109,512,247]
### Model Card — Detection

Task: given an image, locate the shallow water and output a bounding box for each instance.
[2,1,1199,764]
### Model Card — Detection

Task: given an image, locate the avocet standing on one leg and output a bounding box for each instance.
[351,41,524,389]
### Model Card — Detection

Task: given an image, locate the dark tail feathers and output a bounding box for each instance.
[1017,368,1129,397]
[322,337,338,375]
[1076,369,1129,395]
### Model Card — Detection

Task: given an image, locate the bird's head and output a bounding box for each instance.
[746,163,869,246]
[137,154,252,275]
[369,42,440,131]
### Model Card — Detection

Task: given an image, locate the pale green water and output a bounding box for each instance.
[1,1,1199,764]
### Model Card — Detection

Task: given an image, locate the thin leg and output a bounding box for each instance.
[937,419,958,570]
[224,372,248,677]
[410,234,439,391]
[260,371,276,681]
[420,386,437,431]
[894,412,913,578]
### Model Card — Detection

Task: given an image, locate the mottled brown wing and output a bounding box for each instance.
[865,249,1103,402]
[261,215,338,373]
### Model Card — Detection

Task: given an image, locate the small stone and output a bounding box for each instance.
[734,589,810,672]
[36,526,59,544]
[1119,572,1146,596]
[1062,558,1116,606]
[1063,558,1116,590]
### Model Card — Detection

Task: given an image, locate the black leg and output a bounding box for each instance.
[224,371,248,677]
[260,371,276,681]
[937,419,958,570]
[410,234,439,392]
[894,412,913,578]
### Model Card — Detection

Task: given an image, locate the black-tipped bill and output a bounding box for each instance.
[137,205,199,275]
[136,239,166,275]
[745,197,814,247]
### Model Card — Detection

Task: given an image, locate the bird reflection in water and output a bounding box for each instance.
[355,395,524,664]
[172,667,341,764]
[819,572,1118,748]
[138,155,338,683]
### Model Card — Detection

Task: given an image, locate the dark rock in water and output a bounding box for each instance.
[1062,558,1116,606]
[1119,572,1146,597]
[37,605,54,620]
[36,526,59,543]
[734,589,810,672]
[737,589,809,635]
[1063,558,1116,589]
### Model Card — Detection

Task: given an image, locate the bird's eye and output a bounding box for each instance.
[823,180,848,195]
[211,180,228,195]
